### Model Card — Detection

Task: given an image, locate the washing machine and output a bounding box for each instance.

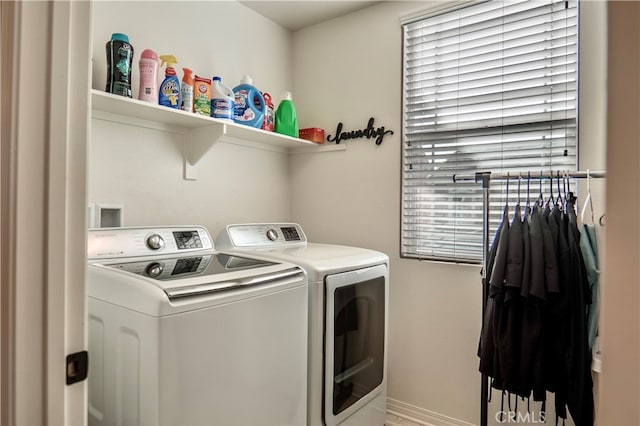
[87,225,308,426]
[215,223,389,426]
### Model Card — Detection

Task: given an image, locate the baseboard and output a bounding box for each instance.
[387,398,475,426]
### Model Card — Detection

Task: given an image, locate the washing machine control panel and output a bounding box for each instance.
[221,223,307,248]
[88,226,213,260]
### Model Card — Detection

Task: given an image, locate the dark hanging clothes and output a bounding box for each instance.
[565,200,594,426]
[496,205,524,394]
[478,189,595,426]
[478,206,509,380]
[479,206,510,389]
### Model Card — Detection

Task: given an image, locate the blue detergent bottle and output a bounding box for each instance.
[232,75,265,128]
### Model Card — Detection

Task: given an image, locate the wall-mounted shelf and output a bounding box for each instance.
[90,90,340,179]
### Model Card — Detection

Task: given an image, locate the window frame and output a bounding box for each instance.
[400,0,579,264]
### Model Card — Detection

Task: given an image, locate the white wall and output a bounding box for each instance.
[89,1,296,236]
[291,1,607,424]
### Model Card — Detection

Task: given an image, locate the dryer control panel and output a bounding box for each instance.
[218,223,307,249]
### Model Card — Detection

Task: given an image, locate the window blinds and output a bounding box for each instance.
[401,0,578,263]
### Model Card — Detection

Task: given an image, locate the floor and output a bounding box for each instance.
[386,413,425,426]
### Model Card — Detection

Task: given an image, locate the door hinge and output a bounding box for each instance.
[66,351,89,385]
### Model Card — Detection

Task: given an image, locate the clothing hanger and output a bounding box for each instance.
[547,172,555,207]
[556,171,564,210]
[503,172,510,218]
[526,172,531,209]
[581,169,595,225]
[537,171,544,207]
[514,175,522,222]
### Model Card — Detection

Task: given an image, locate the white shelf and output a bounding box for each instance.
[90,90,332,179]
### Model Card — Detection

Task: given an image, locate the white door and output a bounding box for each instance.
[0,1,91,424]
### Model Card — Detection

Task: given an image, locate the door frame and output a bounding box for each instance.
[1,1,92,424]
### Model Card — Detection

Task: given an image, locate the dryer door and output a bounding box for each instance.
[324,263,388,426]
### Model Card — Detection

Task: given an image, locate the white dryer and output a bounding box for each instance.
[216,223,389,426]
[87,226,308,426]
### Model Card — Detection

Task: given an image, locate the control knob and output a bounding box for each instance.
[266,228,278,241]
[145,262,164,278]
[146,234,165,250]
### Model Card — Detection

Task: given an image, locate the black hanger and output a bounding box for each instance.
[556,171,564,210]
[537,171,544,207]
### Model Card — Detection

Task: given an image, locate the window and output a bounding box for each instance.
[401,0,578,263]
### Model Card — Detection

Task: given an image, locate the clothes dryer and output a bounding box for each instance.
[216,223,389,426]
[87,226,308,425]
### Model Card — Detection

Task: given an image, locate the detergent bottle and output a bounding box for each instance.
[138,49,158,102]
[274,91,298,137]
[210,76,234,121]
[232,75,265,128]
[180,68,194,112]
[261,92,275,131]
[105,33,134,98]
[158,55,180,109]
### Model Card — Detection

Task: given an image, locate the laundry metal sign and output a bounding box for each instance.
[326,117,394,145]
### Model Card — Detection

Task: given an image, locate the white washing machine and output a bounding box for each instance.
[87,226,308,426]
[216,223,389,426]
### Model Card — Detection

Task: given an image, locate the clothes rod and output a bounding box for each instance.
[453,170,606,184]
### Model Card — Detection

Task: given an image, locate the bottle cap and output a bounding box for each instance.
[213,76,221,81]
[282,91,293,101]
[141,49,158,61]
[111,33,129,43]
[241,75,253,84]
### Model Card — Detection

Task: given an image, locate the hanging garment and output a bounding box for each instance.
[496,204,524,394]
[484,205,511,390]
[478,205,509,380]
[580,223,599,351]
[565,200,595,426]
[478,183,595,426]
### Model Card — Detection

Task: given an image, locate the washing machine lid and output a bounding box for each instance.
[100,252,275,281]
[96,252,303,299]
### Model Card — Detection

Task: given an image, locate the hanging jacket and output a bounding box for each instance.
[478,206,509,380]
[565,200,594,426]
[496,205,524,394]
[580,223,599,351]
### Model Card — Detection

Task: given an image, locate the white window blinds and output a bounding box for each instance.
[401,0,578,263]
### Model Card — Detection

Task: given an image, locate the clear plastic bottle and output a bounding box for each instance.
[274,91,298,137]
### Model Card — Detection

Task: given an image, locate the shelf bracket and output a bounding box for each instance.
[183,124,226,180]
